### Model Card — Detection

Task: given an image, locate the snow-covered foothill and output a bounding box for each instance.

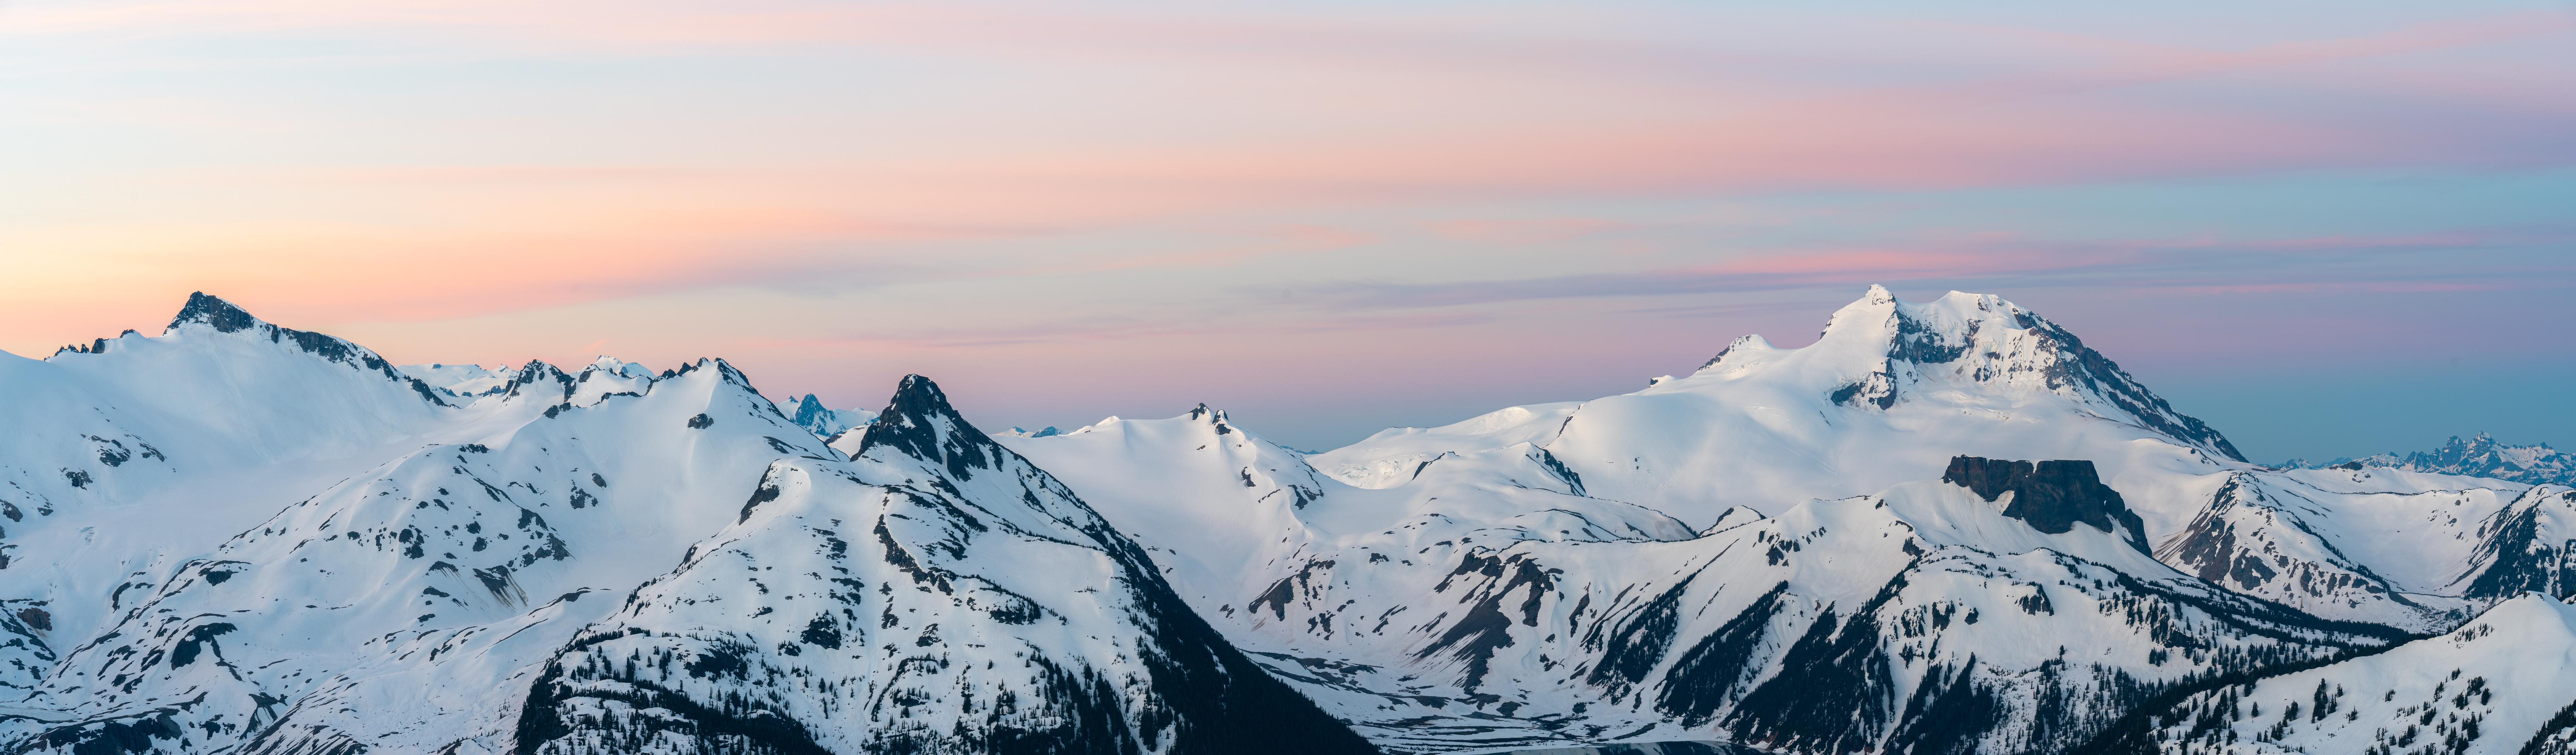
[2137,593,2576,755]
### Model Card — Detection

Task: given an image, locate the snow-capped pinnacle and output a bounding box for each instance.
[1864,282,1895,305]
[167,291,264,334]
[1695,334,1777,372]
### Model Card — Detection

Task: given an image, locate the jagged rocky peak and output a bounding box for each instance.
[791,392,828,421]
[1943,455,2152,553]
[850,374,999,478]
[168,291,264,333]
[875,374,962,428]
[502,358,572,395]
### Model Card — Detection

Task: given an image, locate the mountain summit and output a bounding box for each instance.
[1701,286,2242,461]
[1314,287,2247,524]
[168,291,264,333]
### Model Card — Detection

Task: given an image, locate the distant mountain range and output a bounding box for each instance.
[2285,433,2576,487]
[3,287,2571,755]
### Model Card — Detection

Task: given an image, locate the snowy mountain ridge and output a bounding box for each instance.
[2,287,2570,755]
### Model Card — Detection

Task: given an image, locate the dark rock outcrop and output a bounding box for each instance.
[1944,457,2151,555]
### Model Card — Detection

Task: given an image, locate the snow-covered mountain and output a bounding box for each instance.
[0,295,1374,755]
[3,287,2569,755]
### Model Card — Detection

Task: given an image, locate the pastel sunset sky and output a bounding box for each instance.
[4,0,2572,459]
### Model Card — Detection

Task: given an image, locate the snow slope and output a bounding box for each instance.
[0,294,482,681]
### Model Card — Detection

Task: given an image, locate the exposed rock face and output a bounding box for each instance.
[1943,456,2151,554]
[1998,313,2245,463]
[2455,486,2576,600]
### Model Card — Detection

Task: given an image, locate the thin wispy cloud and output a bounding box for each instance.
[1271,240,2576,313]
